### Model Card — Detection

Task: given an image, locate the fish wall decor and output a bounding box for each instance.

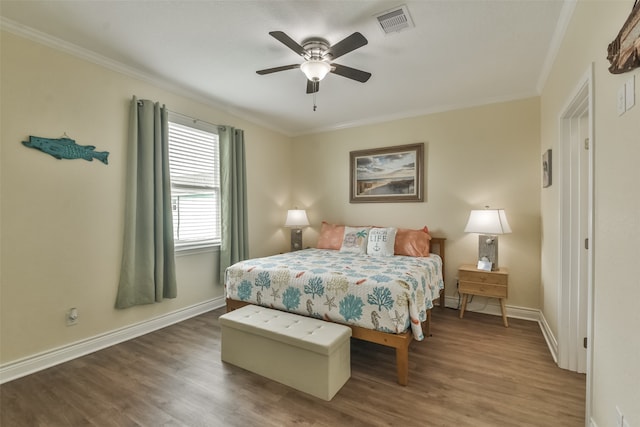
[22,135,109,164]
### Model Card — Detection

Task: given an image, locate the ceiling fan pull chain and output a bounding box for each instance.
[313,91,317,111]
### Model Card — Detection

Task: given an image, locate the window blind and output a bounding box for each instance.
[167,116,220,249]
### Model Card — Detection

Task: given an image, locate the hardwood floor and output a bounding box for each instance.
[1,307,585,426]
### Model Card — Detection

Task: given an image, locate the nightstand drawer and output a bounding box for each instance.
[459,269,508,286]
[459,280,508,298]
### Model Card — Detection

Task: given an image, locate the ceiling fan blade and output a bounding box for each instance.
[330,63,371,83]
[269,31,307,57]
[256,64,300,75]
[306,80,320,94]
[327,32,368,60]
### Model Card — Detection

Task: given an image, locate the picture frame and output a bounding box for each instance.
[607,0,640,74]
[543,149,552,188]
[350,143,424,203]
[477,259,493,272]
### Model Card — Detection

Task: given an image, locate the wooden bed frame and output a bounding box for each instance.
[225,237,446,386]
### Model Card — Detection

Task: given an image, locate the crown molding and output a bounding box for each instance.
[1,17,154,84]
[2,14,559,139]
[536,0,578,93]
[0,17,291,137]
[296,91,540,137]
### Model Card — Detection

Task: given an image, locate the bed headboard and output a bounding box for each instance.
[430,237,446,281]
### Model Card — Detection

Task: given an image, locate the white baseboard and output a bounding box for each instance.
[0,297,226,384]
[538,310,559,364]
[443,295,540,322]
[444,295,559,365]
[3,296,561,386]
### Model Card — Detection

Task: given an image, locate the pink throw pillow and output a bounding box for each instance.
[394,226,431,257]
[317,221,345,250]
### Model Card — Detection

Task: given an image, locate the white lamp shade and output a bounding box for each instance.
[284,209,310,228]
[300,60,331,81]
[464,209,512,234]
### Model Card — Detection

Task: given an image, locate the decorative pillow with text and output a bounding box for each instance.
[367,227,397,257]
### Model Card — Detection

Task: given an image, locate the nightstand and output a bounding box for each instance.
[458,264,509,327]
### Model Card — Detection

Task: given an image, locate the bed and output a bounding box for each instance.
[225,230,445,386]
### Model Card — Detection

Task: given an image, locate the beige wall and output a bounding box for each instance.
[5,2,639,421]
[0,31,292,364]
[291,98,542,311]
[540,0,640,425]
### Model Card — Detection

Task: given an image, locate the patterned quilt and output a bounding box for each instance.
[225,249,444,340]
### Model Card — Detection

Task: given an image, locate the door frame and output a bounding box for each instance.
[557,63,594,423]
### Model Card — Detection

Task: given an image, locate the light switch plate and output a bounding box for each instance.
[625,75,635,110]
[618,85,626,116]
[616,406,623,427]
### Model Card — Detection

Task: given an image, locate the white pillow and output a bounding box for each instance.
[367,227,397,257]
[339,226,370,255]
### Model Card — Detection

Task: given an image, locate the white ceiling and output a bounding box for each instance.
[0,1,569,136]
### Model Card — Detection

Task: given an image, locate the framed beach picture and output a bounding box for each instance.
[350,143,424,203]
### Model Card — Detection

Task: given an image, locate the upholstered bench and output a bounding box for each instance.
[219,305,351,401]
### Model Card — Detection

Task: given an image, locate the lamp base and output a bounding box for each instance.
[290,228,303,252]
[478,234,499,271]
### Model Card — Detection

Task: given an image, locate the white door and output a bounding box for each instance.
[558,68,593,375]
[557,66,594,425]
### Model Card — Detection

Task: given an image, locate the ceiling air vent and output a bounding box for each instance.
[374,5,414,34]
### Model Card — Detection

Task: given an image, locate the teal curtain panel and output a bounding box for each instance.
[219,126,249,284]
[116,97,177,309]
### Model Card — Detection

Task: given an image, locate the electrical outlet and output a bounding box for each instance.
[66,307,78,326]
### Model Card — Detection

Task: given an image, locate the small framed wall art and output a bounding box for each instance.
[543,149,552,188]
[349,143,424,203]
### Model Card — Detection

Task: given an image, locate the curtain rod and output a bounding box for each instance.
[168,110,220,129]
[134,98,225,131]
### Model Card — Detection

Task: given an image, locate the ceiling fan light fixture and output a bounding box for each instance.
[300,60,331,81]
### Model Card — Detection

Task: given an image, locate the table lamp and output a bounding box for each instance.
[284,209,309,251]
[464,207,511,271]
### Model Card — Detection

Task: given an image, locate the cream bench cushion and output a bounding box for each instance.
[219,305,351,400]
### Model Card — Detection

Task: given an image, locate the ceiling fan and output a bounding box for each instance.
[256,31,372,95]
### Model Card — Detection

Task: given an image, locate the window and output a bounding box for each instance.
[167,113,220,250]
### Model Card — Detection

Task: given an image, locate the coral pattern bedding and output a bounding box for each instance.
[225,248,444,340]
